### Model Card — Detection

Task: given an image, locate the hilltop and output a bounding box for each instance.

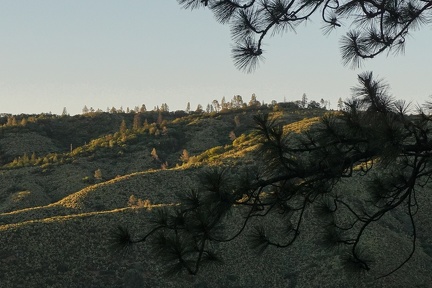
[0,105,431,288]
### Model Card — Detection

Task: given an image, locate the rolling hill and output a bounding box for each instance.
[0,107,431,288]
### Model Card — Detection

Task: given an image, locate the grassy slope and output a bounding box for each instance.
[0,108,431,287]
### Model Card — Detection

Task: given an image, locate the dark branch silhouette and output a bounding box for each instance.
[110,0,431,281]
[178,0,432,72]
[112,72,432,277]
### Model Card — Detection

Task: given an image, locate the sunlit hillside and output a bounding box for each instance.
[0,105,431,288]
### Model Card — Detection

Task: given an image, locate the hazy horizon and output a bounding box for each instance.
[1,1,431,115]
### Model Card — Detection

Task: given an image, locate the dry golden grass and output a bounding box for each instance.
[283,116,321,134]
[0,109,431,288]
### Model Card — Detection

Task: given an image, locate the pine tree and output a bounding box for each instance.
[221,96,228,111]
[161,103,169,112]
[180,149,190,163]
[301,93,308,108]
[337,97,344,110]
[320,99,325,109]
[112,0,432,280]
[62,107,68,116]
[195,104,203,113]
[21,153,30,165]
[212,100,220,112]
[231,95,243,108]
[82,105,89,114]
[157,112,163,125]
[30,152,37,164]
[94,168,102,180]
[234,115,240,127]
[133,113,141,130]
[143,119,149,130]
[248,93,260,107]
[175,0,431,72]
[6,116,16,126]
[151,148,159,161]
[119,119,127,135]
[114,73,432,277]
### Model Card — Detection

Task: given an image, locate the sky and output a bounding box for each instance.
[0,1,431,115]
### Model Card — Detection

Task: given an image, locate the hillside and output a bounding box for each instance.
[0,107,431,288]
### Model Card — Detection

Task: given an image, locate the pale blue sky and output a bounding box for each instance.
[1,1,431,115]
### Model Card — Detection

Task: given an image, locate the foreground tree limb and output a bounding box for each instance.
[178,0,432,71]
[112,72,431,278]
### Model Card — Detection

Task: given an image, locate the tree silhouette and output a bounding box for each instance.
[178,0,431,72]
[133,113,141,130]
[301,93,308,108]
[62,107,68,116]
[119,119,127,135]
[111,0,432,280]
[113,72,432,277]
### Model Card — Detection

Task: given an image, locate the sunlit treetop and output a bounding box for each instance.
[178,0,432,72]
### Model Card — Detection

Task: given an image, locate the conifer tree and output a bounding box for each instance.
[112,0,432,280]
[20,118,27,126]
[114,72,432,278]
[140,104,147,113]
[212,100,220,112]
[337,97,344,110]
[180,149,190,163]
[119,119,127,135]
[62,107,68,116]
[301,93,308,108]
[6,116,17,126]
[30,152,37,164]
[133,113,141,130]
[94,168,103,180]
[157,112,163,125]
[151,148,159,161]
[82,105,89,114]
[221,96,228,111]
[196,104,203,113]
[248,93,260,107]
[143,119,149,130]
[176,0,432,72]
[161,103,169,112]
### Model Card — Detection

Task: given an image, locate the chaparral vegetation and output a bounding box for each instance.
[1,0,431,287]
